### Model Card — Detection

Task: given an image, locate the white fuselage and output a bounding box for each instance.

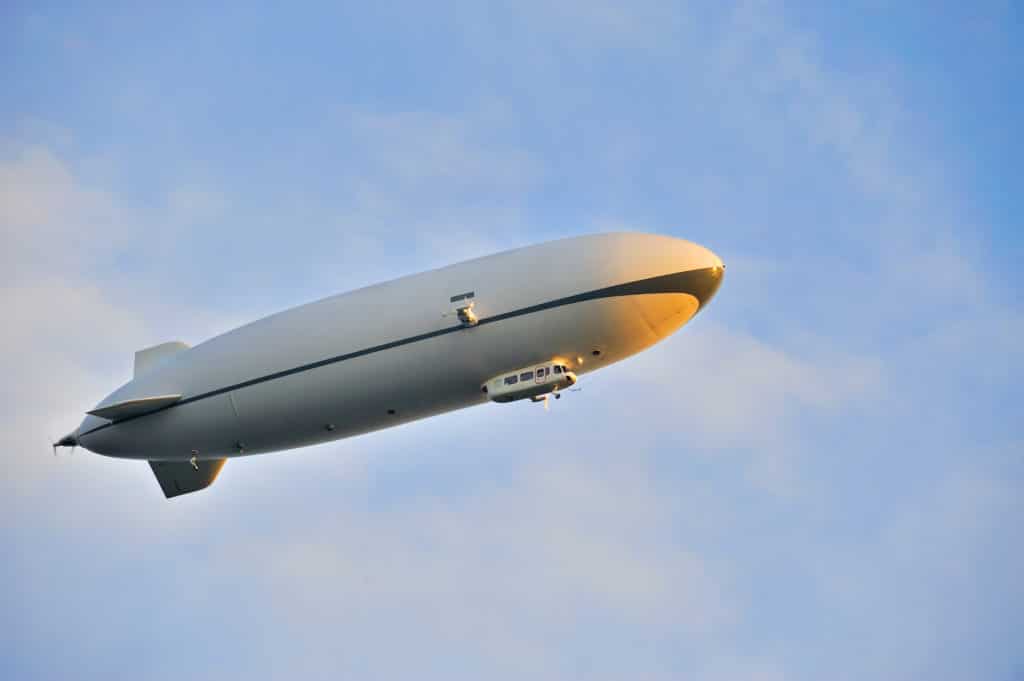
[76,232,724,461]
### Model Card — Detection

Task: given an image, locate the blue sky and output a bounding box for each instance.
[2,2,1021,679]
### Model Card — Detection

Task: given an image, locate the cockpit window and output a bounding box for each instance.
[553,365,562,374]
[504,375,518,385]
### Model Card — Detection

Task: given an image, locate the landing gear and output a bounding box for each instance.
[190,451,199,471]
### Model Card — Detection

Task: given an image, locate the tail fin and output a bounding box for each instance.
[135,341,190,377]
[149,459,226,498]
[88,394,182,421]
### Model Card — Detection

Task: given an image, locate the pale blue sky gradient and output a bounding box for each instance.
[2,2,1022,680]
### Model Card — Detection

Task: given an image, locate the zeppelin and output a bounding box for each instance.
[54,232,725,497]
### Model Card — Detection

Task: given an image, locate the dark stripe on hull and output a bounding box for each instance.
[79,267,722,438]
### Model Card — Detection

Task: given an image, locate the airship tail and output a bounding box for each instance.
[134,341,190,377]
[149,459,226,498]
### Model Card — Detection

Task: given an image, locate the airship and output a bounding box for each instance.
[54,232,724,498]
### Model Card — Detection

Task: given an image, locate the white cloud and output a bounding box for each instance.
[0,146,128,280]
[0,147,138,483]
[197,452,734,678]
[0,145,233,492]
[613,319,881,498]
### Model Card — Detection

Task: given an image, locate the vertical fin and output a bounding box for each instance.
[134,341,190,377]
[148,459,226,498]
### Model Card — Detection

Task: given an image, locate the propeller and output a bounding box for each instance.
[51,441,76,456]
[53,432,78,456]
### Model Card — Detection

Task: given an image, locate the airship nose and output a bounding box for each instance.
[699,253,725,309]
[618,234,725,311]
[683,243,725,310]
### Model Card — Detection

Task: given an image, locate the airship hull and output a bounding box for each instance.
[74,232,723,462]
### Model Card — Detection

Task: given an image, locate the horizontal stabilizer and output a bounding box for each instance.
[149,459,226,498]
[87,394,182,421]
[135,341,190,377]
